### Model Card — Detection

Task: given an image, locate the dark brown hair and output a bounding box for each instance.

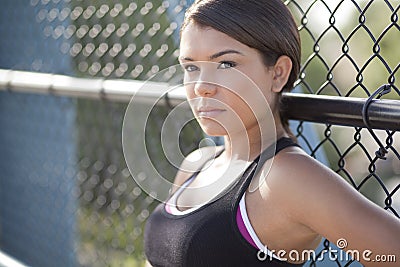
[181,0,301,139]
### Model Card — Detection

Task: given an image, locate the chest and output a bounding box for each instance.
[175,161,251,211]
[144,190,244,266]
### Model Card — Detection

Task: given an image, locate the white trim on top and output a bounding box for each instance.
[239,193,286,261]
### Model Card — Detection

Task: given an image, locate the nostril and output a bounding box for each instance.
[194,82,217,96]
[195,84,216,96]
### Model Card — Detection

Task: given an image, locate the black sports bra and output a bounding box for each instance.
[144,137,303,267]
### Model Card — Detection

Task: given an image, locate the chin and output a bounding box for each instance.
[197,119,227,137]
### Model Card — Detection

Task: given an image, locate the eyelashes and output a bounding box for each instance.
[183,64,199,72]
[218,61,236,69]
[181,61,237,72]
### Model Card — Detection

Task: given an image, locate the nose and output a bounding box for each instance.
[194,80,217,97]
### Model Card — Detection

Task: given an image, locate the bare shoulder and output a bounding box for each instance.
[265,146,350,196]
[264,146,369,214]
[171,145,224,192]
[263,146,400,262]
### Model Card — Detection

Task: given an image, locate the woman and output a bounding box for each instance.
[144,0,400,266]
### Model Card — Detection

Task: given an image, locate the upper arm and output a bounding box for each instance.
[270,152,400,266]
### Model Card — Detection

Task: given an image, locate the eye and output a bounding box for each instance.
[218,61,236,69]
[183,64,199,72]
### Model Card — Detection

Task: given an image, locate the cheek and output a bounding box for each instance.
[222,91,255,124]
[230,80,271,114]
[215,72,247,94]
[184,83,196,100]
[242,75,275,114]
[184,84,199,116]
[225,86,275,128]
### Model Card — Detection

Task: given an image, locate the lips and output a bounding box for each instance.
[196,107,225,117]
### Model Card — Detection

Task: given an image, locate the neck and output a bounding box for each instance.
[221,123,287,163]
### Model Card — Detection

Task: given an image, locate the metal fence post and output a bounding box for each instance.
[0,1,77,266]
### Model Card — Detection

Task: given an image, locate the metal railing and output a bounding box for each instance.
[1,68,399,130]
[0,251,29,267]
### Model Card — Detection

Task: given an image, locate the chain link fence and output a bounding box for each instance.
[0,0,399,266]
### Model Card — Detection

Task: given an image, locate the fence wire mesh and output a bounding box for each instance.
[0,0,399,266]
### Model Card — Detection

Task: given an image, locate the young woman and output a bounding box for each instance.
[144,0,400,266]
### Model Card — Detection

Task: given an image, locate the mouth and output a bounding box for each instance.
[196,107,226,118]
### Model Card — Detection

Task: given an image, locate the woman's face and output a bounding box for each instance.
[179,22,277,137]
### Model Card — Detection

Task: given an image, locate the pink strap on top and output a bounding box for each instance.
[236,199,258,249]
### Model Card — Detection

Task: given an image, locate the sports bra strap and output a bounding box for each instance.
[175,137,298,193]
[253,137,300,179]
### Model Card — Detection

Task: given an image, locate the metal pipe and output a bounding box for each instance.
[282,93,400,131]
[1,69,400,131]
[0,250,29,267]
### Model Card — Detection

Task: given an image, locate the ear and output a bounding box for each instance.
[271,55,292,93]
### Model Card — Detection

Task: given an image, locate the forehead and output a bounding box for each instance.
[179,22,250,58]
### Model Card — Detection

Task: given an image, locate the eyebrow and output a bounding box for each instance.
[180,49,244,61]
